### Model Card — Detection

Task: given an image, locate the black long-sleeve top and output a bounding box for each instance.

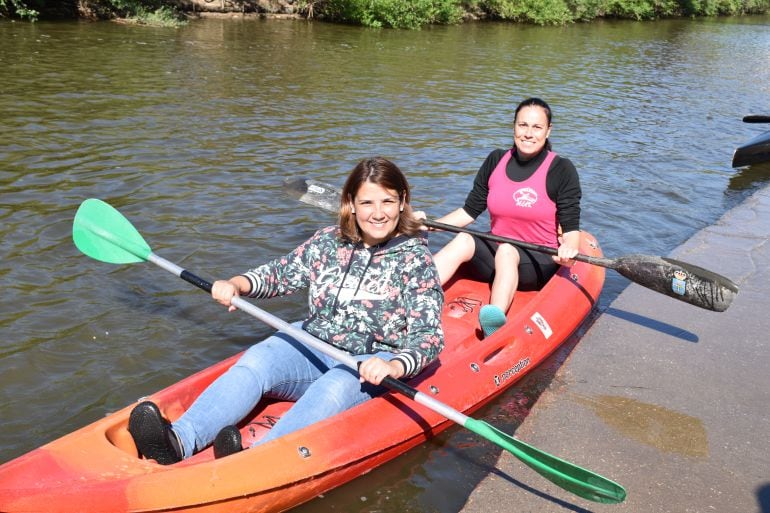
[462,146,581,233]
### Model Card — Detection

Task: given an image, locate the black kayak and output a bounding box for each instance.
[732,115,770,167]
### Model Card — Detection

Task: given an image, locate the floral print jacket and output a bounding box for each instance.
[240,226,444,378]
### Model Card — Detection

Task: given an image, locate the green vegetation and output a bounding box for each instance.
[314,0,464,28]
[123,4,185,26]
[462,0,770,24]
[0,0,38,20]
[2,0,768,27]
[1,0,186,26]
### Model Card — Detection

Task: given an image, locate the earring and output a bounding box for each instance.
[351,209,356,214]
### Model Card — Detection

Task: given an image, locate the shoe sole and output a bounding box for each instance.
[128,402,180,465]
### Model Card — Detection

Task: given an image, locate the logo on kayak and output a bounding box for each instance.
[671,270,687,296]
[530,312,552,339]
[493,357,531,386]
[446,296,481,318]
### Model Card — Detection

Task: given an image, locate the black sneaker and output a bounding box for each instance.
[213,425,243,459]
[128,401,183,465]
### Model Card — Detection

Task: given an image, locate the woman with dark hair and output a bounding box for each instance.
[128,157,444,464]
[420,98,581,338]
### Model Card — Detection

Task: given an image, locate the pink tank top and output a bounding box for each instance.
[487,150,559,248]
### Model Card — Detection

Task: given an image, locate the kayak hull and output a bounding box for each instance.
[732,129,770,167]
[0,232,605,513]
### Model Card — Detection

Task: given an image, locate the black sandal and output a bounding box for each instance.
[128,401,183,465]
[213,425,243,459]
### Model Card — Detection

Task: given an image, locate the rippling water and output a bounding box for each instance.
[1,15,769,512]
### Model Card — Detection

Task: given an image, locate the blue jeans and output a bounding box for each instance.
[172,322,392,458]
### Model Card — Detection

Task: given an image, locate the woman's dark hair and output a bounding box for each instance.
[515,97,552,124]
[514,97,553,151]
[339,157,422,243]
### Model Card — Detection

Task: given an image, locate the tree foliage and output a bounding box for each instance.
[314,0,464,28]
[2,0,769,25]
[1,0,185,25]
[469,0,768,22]
[0,0,39,20]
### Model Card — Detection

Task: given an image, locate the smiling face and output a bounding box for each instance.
[351,181,403,247]
[513,105,552,160]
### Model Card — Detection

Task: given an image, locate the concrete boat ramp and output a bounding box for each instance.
[460,184,770,513]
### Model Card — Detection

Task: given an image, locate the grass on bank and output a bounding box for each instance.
[2,0,769,27]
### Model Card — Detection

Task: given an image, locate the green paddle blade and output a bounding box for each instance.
[73,199,151,264]
[464,418,626,504]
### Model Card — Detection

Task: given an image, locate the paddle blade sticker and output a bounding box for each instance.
[671,270,687,296]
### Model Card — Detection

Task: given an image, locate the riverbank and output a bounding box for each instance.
[459,184,770,512]
[4,0,768,28]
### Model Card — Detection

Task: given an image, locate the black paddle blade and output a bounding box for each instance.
[612,254,738,312]
[283,178,340,213]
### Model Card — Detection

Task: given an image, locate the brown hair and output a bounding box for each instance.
[339,157,422,243]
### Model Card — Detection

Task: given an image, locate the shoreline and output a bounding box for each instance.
[459,183,770,512]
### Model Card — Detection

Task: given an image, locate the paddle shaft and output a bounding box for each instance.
[284,178,611,266]
[424,219,616,268]
[151,253,463,417]
[289,176,685,270]
[428,221,736,313]
[287,177,737,312]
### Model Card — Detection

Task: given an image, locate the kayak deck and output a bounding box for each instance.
[0,231,605,513]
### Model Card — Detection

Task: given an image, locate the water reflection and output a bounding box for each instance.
[728,161,770,192]
[573,394,709,457]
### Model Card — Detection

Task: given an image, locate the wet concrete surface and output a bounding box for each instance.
[460,184,770,513]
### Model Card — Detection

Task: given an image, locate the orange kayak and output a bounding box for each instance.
[0,232,604,513]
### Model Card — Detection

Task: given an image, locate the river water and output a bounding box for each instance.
[1,15,769,512]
